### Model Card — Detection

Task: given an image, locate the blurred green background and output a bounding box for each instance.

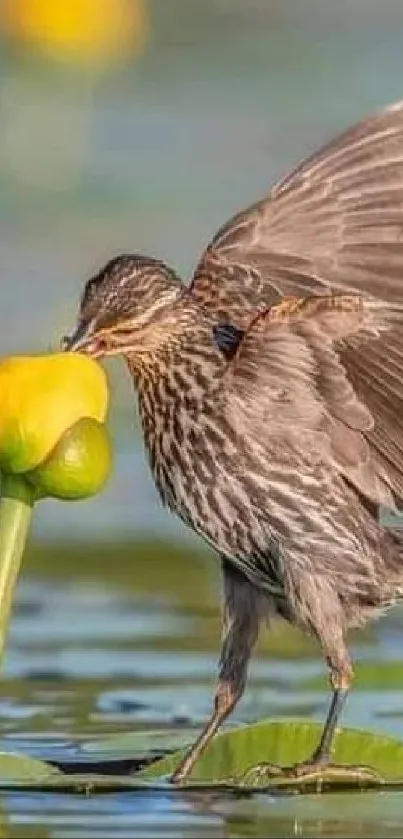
[2,1,403,836]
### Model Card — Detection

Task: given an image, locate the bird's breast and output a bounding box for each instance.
[137,375,289,593]
[139,384,233,527]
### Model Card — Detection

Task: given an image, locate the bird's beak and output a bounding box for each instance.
[62,318,137,358]
[62,322,92,352]
[61,321,106,357]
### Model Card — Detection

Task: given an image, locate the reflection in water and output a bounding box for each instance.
[3,786,403,839]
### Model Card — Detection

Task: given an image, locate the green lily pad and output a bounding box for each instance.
[138,719,403,786]
[0,751,60,781]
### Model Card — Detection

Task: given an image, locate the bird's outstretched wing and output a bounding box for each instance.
[191,101,403,320]
[224,294,403,508]
[191,101,403,508]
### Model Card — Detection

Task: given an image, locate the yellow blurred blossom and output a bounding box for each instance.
[1,0,148,68]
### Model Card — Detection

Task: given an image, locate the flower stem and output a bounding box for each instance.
[0,474,34,661]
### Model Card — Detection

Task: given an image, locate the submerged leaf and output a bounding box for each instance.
[82,728,195,757]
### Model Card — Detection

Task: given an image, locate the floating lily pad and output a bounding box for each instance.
[138,719,403,787]
[0,774,158,793]
[0,751,60,782]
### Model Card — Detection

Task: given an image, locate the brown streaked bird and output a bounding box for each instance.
[65,101,403,784]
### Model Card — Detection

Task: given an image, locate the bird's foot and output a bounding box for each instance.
[241,759,383,789]
[240,762,284,786]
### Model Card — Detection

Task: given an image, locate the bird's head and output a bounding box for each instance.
[63,254,184,359]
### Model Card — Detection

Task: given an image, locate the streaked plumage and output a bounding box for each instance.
[65,101,403,782]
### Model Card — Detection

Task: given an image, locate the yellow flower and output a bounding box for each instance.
[0,352,111,501]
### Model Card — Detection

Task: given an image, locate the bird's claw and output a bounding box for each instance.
[240,760,384,789]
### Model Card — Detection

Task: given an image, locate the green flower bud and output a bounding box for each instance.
[27,417,112,501]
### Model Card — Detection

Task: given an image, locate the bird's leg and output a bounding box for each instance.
[171,678,240,783]
[282,649,381,784]
[171,560,266,784]
[307,658,351,767]
[243,619,382,787]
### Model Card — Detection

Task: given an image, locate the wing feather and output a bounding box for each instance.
[191,101,403,508]
[225,294,403,510]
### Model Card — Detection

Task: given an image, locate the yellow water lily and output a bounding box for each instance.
[0,352,111,500]
[0,350,113,665]
[0,349,113,678]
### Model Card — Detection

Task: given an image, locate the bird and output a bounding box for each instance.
[64,100,403,785]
